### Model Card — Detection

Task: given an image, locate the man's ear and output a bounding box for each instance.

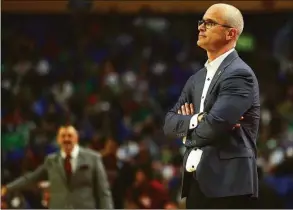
[226,28,237,41]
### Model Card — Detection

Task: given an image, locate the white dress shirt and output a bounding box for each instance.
[185,48,235,172]
[61,145,80,172]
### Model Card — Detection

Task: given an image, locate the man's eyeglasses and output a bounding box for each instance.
[198,19,232,29]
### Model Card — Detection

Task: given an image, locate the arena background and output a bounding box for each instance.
[1,0,293,208]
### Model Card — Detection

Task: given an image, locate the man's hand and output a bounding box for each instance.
[1,186,7,197]
[232,116,244,130]
[178,103,194,144]
[1,186,7,209]
[178,103,194,115]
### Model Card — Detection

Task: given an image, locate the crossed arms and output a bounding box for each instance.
[163,69,254,148]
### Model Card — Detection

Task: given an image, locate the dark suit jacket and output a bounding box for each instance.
[6,147,114,209]
[163,50,260,198]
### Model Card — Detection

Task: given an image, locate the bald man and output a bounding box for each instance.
[2,125,114,209]
[164,3,260,208]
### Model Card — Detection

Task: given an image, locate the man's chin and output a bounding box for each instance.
[62,146,73,154]
[197,40,206,50]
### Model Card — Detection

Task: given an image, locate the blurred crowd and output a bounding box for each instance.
[1,11,293,209]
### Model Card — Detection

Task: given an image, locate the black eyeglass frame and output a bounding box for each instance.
[198,19,233,29]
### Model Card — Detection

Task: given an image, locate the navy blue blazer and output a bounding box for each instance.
[163,50,260,198]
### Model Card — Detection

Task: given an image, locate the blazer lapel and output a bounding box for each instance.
[74,148,87,175]
[193,68,207,113]
[55,154,67,183]
[204,50,239,106]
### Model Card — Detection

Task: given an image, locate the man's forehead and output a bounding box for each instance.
[204,7,224,22]
[58,126,77,135]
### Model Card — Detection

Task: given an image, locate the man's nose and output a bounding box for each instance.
[198,23,206,31]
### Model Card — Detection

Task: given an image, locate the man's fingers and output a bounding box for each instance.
[1,187,7,196]
[180,103,194,115]
[185,103,190,115]
[232,117,243,130]
[190,103,195,115]
[181,105,187,115]
[232,123,241,130]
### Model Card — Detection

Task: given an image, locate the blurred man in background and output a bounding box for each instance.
[1,125,113,209]
[164,3,260,208]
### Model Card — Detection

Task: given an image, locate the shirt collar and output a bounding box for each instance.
[61,145,79,159]
[204,48,235,70]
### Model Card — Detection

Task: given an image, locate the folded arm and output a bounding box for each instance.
[185,70,254,148]
[163,76,195,138]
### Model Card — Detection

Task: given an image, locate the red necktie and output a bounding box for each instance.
[64,154,72,180]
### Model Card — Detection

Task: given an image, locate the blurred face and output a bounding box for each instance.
[57,126,78,154]
[197,6,237,52]
[135,170,146,184]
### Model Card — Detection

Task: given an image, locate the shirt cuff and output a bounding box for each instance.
[189,114,199,129]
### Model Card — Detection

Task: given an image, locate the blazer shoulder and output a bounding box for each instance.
[193,67,206,77]
[46,152,58,160]
[186,74,196,83]
[43,152,59,166]
[81,147,102,159]
[185,68,205,84]
[226,57,255,77]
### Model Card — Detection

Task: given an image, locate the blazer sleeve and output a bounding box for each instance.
[185,69,254,148]
[94,154,114,209]
[6,159,47,192]
[163,75,194,138]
